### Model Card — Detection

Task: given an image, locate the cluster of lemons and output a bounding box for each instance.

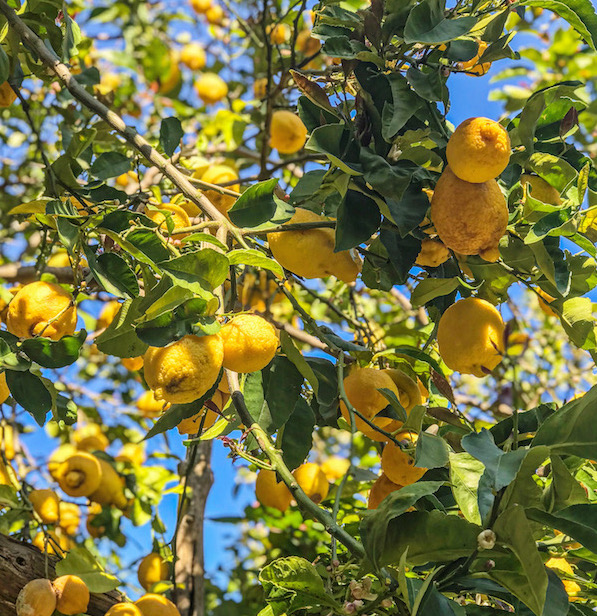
[17,576,89,616]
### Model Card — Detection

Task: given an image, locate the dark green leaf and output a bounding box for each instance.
[160,249,229,295]
[90,152,130,180]
[335,190,380,251]
[415,432,449,469]
[404,0,477,43]
[20,330,86,368]
[5,370,52,425]
[280,398,316,472]
[379,228,421,284]
[159,117,183,157]
[228,179,279,227]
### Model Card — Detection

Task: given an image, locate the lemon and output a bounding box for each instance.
[29,489,60,524]
[339,367,400,441]
[0,373,9,405]
[72,423,109,452]
[143,334,224,404]
[253,78,268,99]
[105,604,143,616]
[320,456,350,481]
[16,579,57,616]
[138,553,169,592]
[267,208,361,282]
[96,300,121,331]
[32,528,74,555]
[195,73,228,105]
[190,0,211,13]
[437,297,505,377]
[0,419,14,457]
[205,4,224,24]
[292,463,329,503]
[381,442,426,486]
[52,575,90,616]
[446,117,511,184]
[57,453,102,498]
[269,23,289,45]
[383,369,423,413]
[135,593,181,616]
[536,289,557,317]
[219,314,279,373]
[367,473,402,509]
[180,43,206,71]
[90,457,128,509]
[146,204,190,239]
[415,239,450,267]
[194,164,239,216]
[296,29,321,55]
[521,173,561,205]
[86,503,105,538]
[137,390,170,418]
[430,167,508,262]
[6,281,77,340]
[255,468,293,512]
[458,41,491,76]
[269,110,308,154]
[116,442,146,466]
[58,502,81,535]
[122,356,144,371]
[0,81,16,107]
[48,444,78,479]
[545,557,581,598]
[177,407,218,435]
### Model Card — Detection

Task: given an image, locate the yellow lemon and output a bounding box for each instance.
[29,489,60,524]
[415,239,450,267]
[521,173,561,205]
[255,468,293,512]
[138,553,169,592]
[106,604,143,616]
[52,575,90,616]
[458,41,491,76]
[56,452,102,498]
[545,557,581,598]
[320,456,350,482]
[437,297,505,377]
[430,167,508,262]
[72,423,109,452]
[195,73,228,105]
[381,443,426,486]
[446,117,511,183]
[269,110,308,154]
[180,43,206,71]
[190,0,211,13]
[90,457,127,509]
[135,593,181,616]
[292,463,329,504]
[0,420,14,456]
[116,442,146,466]
[0,374,9,405]
[136,390,170,418]
[205,4,224,24]
[96,300,121,331]
[86,503,105,538]
[143,334,224,404]
[269,23,289,45]
[48,444,79,480]
[267,208,361,282]
[219,314,279,373]
[32,529,74,556]
[367,473,402,509]
[146,204,191,240]
[537,289,557,317]
[0,81,16,107]
[58,502,81,535]
[6,281,77,340]
[195,164,239,216]
[296,29,321,55]
[16,579,57,616]
[122,356,144,371]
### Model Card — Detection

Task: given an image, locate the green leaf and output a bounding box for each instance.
[335,190,380,251]
[280,331,319,396]
[411,278,460,307]
[557,296,597,350]
[490,505,548,616]
[500,446,550,512]
[360,148,413,201]
[5,370,51,426]
[532,385,597,458]
[227,249,284,279]
[85,250,139,299]
[0,47,9,84]
[55,547,120,593]
[415,432,449,469]
[228,179,279,227]
[20,330,86,369]
[90,152,130,180]
[360,481,445,569]
[280,398,316,472]
[387,183,432,236]
[263,357,305,432]
[517,0,597,51]
[382,74,423,140]
[260,557,340,615]
[306,124,362,175]
[159,117,183,157]
[160,249,229,295]
[95,298,149,359]
[449,452,484,525]
[543,455,588,512]
[62,11,82,61]
[379,229,421,285]
[404,0,477,43]
[306,358,338,425]
[406,66,448,103]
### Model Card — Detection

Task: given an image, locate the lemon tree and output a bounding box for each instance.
[0,0,596,615]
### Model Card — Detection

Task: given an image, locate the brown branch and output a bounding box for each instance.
[0,0,228,227]
[0,534,121,615]
[0,264,76,284]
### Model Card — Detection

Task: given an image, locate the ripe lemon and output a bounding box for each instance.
[72,423,109,452]
[269,110,308,154]
[320,456,350,482]
[430,167,508,262]
[545,557,581,598]
[367,473,402,509]
[138,553,169,592]
[190,0,211,13]
[205,4,224,24]
[116,442,146,466]
[146,204,190,240]
[106,604,143,616]
[96,300,121,331]
[16,579,57,616]
[195,72,228,105]
[0,81,16,107]
[58,502,81,535]
[437,297,505,377]
[86,503,105,538]
[446,117,511,184]
[458,41,491,76]
[6,281,77,340]
[267,208,361,282]
[0,373,9,405]
[180,43,206,71]
[53,575,90,616]
[143,334,224,404]
[195,164,239,216]
[48,444,78,480]
[381,442,426,486]
[32,529,74,556]
[383,368,423,416]
[0,419,14,456]
[90,458,128,509]
[177,407,218,435]
[269,23,289,45]
[137,390,170,418]
[537,289,557,317]
[296,29,321,55]
[253,78,268,99]
[56,452,102,497]
[292,463,329,503]
[521,173,561,205]
[255,468,293,512]
[29,489,60,524]
[339,367,400,441]
[122,356,144,371]
[415,239,450,267]
[219,314,279,373]
[135,594,181,616]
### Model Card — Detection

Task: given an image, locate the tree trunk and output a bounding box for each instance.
[0,533,121,615]
[174,440,214,616]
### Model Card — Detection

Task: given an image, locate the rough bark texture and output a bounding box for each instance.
[174,440,214,616]
[0,533,122,615]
